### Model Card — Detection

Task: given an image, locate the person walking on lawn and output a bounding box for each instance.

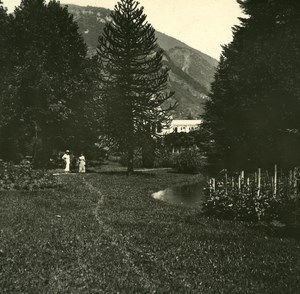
[62,150,71,173]
[78,153,86,173]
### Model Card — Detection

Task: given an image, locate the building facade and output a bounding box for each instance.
[157,119,202,135]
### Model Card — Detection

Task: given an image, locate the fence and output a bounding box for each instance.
[205,165,300,223]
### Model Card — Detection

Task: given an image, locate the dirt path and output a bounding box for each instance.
[81,177,156,292]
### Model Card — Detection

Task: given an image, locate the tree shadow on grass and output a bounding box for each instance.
[184,212,300,241]
[246,223,300,241]
[167,170,201,175]
[92,170,156,178]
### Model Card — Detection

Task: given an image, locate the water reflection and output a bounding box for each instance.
[152,182,206,207]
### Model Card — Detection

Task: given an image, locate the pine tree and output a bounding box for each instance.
[202,0,300,172]
[0,1,9,72]
[97,0,174,173]
[0,1,8,92]
[0,1,16,159]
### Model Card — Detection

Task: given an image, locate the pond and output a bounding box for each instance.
[151,181,206,207]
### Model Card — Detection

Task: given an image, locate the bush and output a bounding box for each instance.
[0,160,60,191]
[119,153,143,168]
[172,148,203,173]
[153,148,173,168]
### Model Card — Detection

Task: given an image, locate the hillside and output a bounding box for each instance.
[155,31,218,69]
[65,4,218,118]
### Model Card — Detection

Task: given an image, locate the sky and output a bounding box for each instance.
[3,0,244,60]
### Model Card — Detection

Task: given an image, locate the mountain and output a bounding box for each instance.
[65,4,218,119]
[156,31,218,118]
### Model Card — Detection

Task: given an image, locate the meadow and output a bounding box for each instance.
[0,168,299,293]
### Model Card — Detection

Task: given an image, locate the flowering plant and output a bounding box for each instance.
[0,160,59,191]
[203,170,300,224]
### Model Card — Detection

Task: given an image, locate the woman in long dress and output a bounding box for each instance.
[62,150,70,173]
[78,153,86,173]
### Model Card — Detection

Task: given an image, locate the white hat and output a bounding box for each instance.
[66,150,70,153]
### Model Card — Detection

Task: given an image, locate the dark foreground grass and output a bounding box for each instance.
[0,170,299,293]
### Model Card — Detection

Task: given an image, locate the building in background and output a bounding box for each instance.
[157,119,202,135]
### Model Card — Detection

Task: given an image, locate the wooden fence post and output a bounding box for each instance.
[255,168,262,221]
[274,164,277,197]
[241,170,244,189]
[289,170,293,196]
[294,168,298,195]
[257,168,261,197]
[225,169,228,194]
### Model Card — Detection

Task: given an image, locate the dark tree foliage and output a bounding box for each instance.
[164,132,197,151]
[0,2,12,151]
[0,2,11,74]
[0,0,97,165]
[97,0,174,173]
[0,2,7,90]
[202,0,300,173]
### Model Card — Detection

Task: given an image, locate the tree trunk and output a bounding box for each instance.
[127,147,134,174]
[32,121,39,165]
[142,135,155,168]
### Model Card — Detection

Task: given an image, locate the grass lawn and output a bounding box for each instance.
[0,168,299,293]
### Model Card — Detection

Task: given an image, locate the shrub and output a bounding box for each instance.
[153,148,173,168]
[172,148,203,173]
[0,160,60,191]
[119,153,143,168]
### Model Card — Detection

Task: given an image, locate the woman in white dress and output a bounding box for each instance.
[78,153,86,173]
[62,150,70,173]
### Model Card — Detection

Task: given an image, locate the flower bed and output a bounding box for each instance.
[203,168,300,225]
[0,160,60,190]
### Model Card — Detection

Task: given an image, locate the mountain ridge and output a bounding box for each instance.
[65,4,218,119]
[155,31,218,68]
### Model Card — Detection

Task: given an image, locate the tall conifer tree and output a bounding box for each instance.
[97,0,174,173]
[0,1,8,91]
[0,1,9,72]
[0,1,15,158]
[202,0,300,172]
